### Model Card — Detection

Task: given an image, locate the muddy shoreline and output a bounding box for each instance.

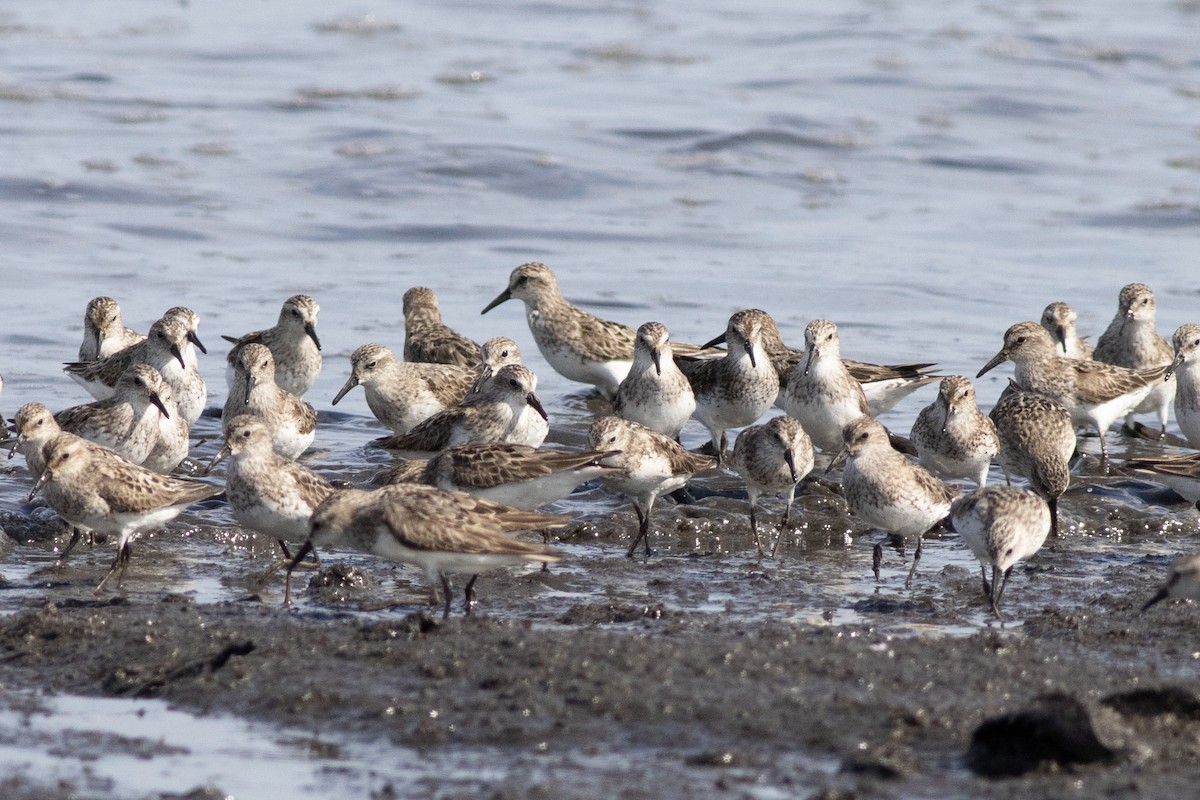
[0,509,1197,800]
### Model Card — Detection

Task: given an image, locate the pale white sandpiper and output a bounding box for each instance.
[613,321,696,441]
[779,319,870,453]
[947,485,1052,618]
[988,387,1075,536]
[224,294,322,398]
[831,416,955,586]
[223,343,316,460]
[1040,301,1093,360]
[79,296,145,362]
[910,375,998,488]
[331,343,475,435]
[1092,283,1174,435]
[588,415,716,557]
[729,415,814,557]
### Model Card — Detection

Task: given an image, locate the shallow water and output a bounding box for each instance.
[2,0,1200,795]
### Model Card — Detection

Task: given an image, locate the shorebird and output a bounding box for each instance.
[1040,301,1093,360]
[32,433,223,592]
[372,363,548,451]
[224,343,317,460]
[712,311,938,416]
[910,376,998,488]
[1122,451,1200,505]
[613,321,696,441]
[1141,554,1200,611]
[779,319,869,453]
[385,441,619,511]
[65,316,207,426]
[331,343,475,435]
[286,484,568,617]
[988,387,1075,536]
[402,286,482,369]
[588,415,716,557]
[1166,324,1200,449]
[831,416,955,586]
[946,485,1052,618]
[210,415,334,572]
[680,309,778,462]
[480,262,714,398]
[977,321,1163,459]
[79,296,145,362]
[224,294,322,398]
[54,363,171,467]
[729,416,814,557]
[1092,283,1174,435]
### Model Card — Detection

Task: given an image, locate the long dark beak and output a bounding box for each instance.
[803,343,817,376]
[481,288,511,314]
[825,447,848,474]
[149,392,171,420]
[28,467,52,503]
[1141,587,1169,612]
[526,392,548,421]
[304,323,322,351]
[206,441,231,475]
[700,331,727,349]
[651,348,662,377]
[93,329,103,352]
[784,449,799,484]
[941,402,953,434]
[745,339,757,369]
[188,331,207,355]
[976,350,1009,378]
[1053,325,1068,351]
[331,374,358,405]
[170,344,186,369]
[1165,350,1184,382]
[284,539,316,605]
[1119,310,1133,337]
[244,374,255,405]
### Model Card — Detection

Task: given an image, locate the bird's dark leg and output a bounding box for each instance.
[1049,497,1059,538]
[750,503,764,558]
[904,536,923,589]
[56,527,83,567]
[463,575,479,616]
[872,542,883,582]
[995,565,1013,607]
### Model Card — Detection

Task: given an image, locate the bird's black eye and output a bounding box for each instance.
[242,430,251,439]
[510,379,520,388]
[826,333,833,342]
[292,308,302,316]
[1015,336,1027,344]
[1142,298,1150,304]
[501,349,510,358]
[366,360,377,369]
[608,435,617,444]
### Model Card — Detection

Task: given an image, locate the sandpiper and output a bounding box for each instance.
[481,262,713,398]
[286,484,568,617]
[729,415,814,557]
[470,336,548,447]
[1040,301,1093,360]
[32,433,223,592]
[1141,553,1200,611]
[988,387,1075,536]
[1092,283,1175,434]
[387,441,620,511]
[142,379,190,475]
[910,376,998,487]
[779,319,870,453]
[66,316,207,426]
[79,296,145,362]
[55,363,172,466]
[723,311,938,416]
[211,414,334,568]
[1166,324,1200,448]
[680,309,778,462]
[224,343,316,460]
[163,306,207,371]
[946,485,1051,618]
[372,363,548,452]
[224,294,322,398]
[832,416,955,586]
[613,321,696,441]
[977,321,1163,459]
[332,343,475,435]
[402,286,482,369]
[588,415,716,557]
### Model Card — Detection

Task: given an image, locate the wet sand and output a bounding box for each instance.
[0,490,1197,799]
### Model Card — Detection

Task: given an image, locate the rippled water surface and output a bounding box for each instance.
[2,0,1200,795]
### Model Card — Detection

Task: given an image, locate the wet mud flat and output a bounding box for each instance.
[0,503,1197,800]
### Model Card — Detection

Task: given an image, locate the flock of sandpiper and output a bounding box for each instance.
[3,264,1200,619]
